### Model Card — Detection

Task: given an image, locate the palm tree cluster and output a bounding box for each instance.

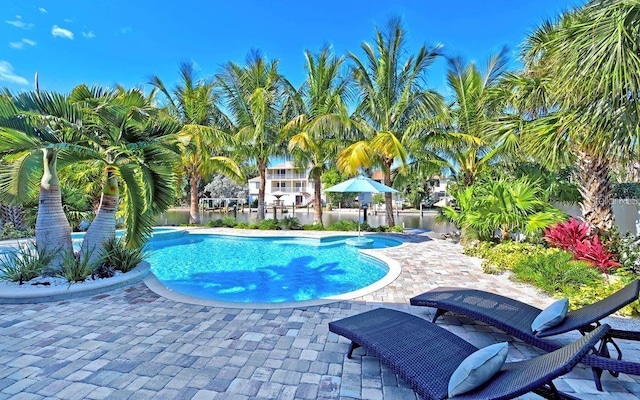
[0,1,638,270]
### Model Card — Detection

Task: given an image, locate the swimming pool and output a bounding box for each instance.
[147,232,402,304]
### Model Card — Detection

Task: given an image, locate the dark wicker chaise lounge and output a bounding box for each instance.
[410,280,640,391]
[329,308,609,399]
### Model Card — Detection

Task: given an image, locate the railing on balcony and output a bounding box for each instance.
[267,171,308,180]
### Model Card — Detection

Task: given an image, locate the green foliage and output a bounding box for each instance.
[321,168,352,206]
[0,243,52,283]
[1,223,35,240]
[616,233,640,274]
[441,177,565,241]
[327,219,360,231]
[303,223,324,231]
[206,219,224,227]
[279,217,301,230]
[466,240,640,316]
[464,241,551,274]
[257,219,279,230]
[234,221,250,229]
[58,250,97,283]
[221,217,236,228]
[512,250,601,294]
[372,194,385,205]
[99,237,146,273]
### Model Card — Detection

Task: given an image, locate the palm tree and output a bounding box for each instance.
[443,50,512,187]
[69,85,181,262]
[286,47,353,225]
[338,17,445,226]
[150,63,242,225]
[505,0,640,235]
[0,90,83,269]
[217,52,296,221]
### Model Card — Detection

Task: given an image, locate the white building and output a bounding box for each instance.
[248,161,321,206]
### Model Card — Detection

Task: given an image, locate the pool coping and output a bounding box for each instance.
[0,262,151,304]
[143,228,406,309]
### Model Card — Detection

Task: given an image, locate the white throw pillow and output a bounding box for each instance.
[448,342,509,397]
[531,298,569,335]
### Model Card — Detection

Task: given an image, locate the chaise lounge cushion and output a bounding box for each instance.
[448,341,508,397]
[531,298,569,335]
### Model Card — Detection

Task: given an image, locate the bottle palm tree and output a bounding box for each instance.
[150,62,242,225]
[286,47,353,226]
[217,52,296,221]
[504,0,640,235]
[69,85,181,262]
[338,18,445,226]
[0,90,83,269]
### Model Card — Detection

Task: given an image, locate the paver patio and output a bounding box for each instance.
[1,230,639,399]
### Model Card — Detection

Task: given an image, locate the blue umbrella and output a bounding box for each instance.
[324,175,398,194]
[324,176,398,243]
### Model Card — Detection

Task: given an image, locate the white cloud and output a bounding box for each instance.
[52,25,74,40]
[6,17,34,29]
[64,18,73,23]
[8,38,36,50]
[0,61,29,85]
[39,8,47,14]
[82,31,96,39]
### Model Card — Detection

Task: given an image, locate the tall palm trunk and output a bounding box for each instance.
[82,167,118,265]
[189,172,201,224]
[383,161,395,227]
[576,149,614,236]
[36,148,73,271]
[313,175,323,225]
[257,163,266,221]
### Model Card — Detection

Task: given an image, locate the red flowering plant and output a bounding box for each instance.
[544,218,620,273]
[543,218,590,252]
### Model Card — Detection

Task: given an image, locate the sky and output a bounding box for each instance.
[1,0,585,97]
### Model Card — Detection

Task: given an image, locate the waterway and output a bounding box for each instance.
[157,208,454,233]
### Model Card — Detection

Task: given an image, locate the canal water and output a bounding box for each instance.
[157,208,454,233]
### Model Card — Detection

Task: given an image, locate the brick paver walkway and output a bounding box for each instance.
[1,229,639,399]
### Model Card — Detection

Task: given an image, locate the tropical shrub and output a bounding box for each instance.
[234,221,250,229]
[1,223,35,240]
[440,177,565,241]
[206,219,224,227]
[303,223,324,231]
[257,219,279,230]
[327,220,360,231]
[100,237,146,273]
[279,217,301,230]
[0,243,52,284]
[543,218,589,252]
[544,219,620,272]
[617,233,640,273]
[572,235,620,273]
[221,217,236,228]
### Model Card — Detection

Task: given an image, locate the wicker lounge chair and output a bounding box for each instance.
[410,280,640,390]
[329,308,609,400]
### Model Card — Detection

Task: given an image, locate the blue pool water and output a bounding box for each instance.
[147,234,401,303]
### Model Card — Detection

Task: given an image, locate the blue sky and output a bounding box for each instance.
[2,0,584,96]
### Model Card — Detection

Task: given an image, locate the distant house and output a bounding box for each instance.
[248,161,321,206]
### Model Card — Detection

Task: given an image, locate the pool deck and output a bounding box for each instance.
[1,228,639,399]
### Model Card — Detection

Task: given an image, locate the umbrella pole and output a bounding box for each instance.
[358,207,361,238]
